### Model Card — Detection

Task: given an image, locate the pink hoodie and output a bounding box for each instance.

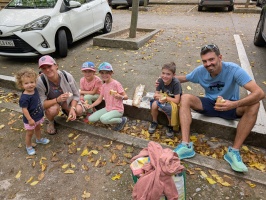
[131,141,184,200]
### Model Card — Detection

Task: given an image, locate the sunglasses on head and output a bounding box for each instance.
[201,44,219,52]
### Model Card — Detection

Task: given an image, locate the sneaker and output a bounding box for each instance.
[148,121,158,134]
[173,142,195,160]
[113,117,128,131]
[224,146,248,172]
[26,146,36,155]
[83,113,92,123]
[36,138,50,144]
[166,126,174,138]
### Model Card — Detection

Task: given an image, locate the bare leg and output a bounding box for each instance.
[45,104,60,121]
[25,130,34,147]
[151,101,159,122]
[34,124,42,140]
[179,94,203,142]
[233,102,260,149]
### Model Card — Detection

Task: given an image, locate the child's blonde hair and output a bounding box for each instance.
[15,68,38,90]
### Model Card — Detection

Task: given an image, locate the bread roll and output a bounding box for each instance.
[110,89,117,95]
[216,96,226,103]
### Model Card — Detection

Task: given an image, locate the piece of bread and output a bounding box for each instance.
[216,96,226,103]
[66,92,73,97]
[110,89,117,95]
[160,96,167,101]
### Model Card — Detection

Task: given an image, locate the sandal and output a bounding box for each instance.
[46,121,57,135]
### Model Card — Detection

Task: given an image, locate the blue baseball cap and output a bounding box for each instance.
[81,61,95,71]
[98,62,113,72]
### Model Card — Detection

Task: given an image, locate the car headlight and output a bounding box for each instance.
[22,16,51,32]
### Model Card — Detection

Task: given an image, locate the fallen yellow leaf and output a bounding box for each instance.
[82,191,91,199]
[64,169,75,174]
[206,177,216,184]
[26,176,34,184]
[62,163,69,169]
[38,172,45,181]
[245,180,256,188]
[111,173,122,180]
[89,150,98,155]
[81,148,89,156]
[15,170,21,179]
[30,181,39,186]
[200,171,208,178]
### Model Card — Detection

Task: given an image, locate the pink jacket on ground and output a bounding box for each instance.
[131,141,184,200]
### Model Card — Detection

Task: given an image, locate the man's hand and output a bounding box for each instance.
[214,99,238,111]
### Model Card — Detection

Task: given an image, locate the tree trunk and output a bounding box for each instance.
[245,0,250,8]
[129,0,139,38]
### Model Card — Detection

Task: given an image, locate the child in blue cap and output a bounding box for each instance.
[79,61,103,121]
[87,62,128,131]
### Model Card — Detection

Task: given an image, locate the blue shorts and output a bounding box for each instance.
[150,99,171,118]
[195,97,240,120]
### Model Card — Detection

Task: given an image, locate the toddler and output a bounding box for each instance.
[16,68,50,155]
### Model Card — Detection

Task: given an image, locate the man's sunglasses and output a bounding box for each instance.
[201,44,219,52]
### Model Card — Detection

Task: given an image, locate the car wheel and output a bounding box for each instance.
[254,13,266,46]
[228,5,234,11]
[198,6,203,11]
[102,14,112,33]
[111,5,117,9]
[56,29,68,57]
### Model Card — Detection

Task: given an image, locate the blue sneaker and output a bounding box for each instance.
[113,117,128,131]
[36,138,50,145]
[224,146,248,172]
[173,142,195,160]
[26,146,36,155]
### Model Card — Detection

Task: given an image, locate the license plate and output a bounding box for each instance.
[0,40,15,47]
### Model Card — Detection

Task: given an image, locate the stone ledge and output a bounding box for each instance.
[93,28,161,50]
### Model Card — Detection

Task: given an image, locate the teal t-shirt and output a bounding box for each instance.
[186,62,251,101]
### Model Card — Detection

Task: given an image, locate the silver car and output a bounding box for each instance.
[198,0,234,12]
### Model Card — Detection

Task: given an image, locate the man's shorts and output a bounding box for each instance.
[150,99,171,118]
[195,97,240,120]
[24,118,44,130]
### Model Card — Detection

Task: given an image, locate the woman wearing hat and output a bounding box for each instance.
[36,55,84,135]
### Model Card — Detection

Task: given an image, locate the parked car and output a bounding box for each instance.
[254,4,266,46]
[0,0,112,57]
[198,0,234,12]
[256,0,266,7]
[110,0,148,9]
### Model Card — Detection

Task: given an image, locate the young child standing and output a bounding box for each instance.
[79,61,103,117]
[149,62,182,138]
[16,68,50,155]
[87,62,128,131]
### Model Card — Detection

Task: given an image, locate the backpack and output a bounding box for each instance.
[40,70,68,95]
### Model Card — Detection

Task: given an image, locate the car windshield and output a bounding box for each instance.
[6,0,58,8]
